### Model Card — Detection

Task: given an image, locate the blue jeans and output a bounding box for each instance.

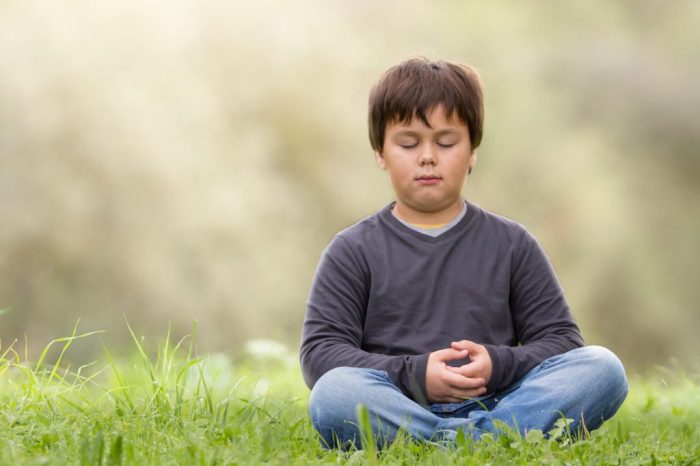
[309,346,628,449]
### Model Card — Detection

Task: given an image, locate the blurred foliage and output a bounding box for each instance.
[1,0,698,372]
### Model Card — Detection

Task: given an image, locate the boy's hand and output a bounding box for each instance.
[426,347,487,403]
[446,340,493,386]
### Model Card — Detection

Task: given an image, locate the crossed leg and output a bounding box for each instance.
[308,346,629,449]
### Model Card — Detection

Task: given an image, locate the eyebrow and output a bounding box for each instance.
[392,129,461,137]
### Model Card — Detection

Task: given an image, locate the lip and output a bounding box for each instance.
[416,175,442,185]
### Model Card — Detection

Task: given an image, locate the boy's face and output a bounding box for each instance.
[376,105,477,224]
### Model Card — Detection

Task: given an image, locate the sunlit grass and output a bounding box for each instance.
[1,324,698,465]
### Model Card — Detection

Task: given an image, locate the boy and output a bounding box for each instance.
[300,57,628,449]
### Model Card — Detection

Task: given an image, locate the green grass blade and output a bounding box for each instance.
[356,404,378,463]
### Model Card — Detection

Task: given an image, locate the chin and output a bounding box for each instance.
[409,199,452,213]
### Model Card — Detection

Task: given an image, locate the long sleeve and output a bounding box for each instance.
[484,229,584,392]
[300,235,430,403]
[300,202,585,401]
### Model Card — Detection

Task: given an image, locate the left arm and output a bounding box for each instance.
[449,229,584,392]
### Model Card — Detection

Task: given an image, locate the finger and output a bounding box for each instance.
[450,386,488,401]
[437,386,488,403]
[433,348,468,363]
[451,340,476,352]
[441,370,485,390]
[445,362,483,379]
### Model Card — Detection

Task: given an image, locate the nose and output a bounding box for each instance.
[419,145,436,166]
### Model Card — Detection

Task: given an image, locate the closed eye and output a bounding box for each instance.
[399,143,418,149]
[437,142,456,148]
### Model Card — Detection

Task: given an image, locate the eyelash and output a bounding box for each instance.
[399,143,455,149]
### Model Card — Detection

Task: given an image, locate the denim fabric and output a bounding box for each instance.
[308,346,628,449]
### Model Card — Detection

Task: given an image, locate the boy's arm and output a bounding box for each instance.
[300,235,431,403]
[482,229,585,392]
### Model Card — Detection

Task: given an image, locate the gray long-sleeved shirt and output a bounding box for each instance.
[300,200,584,404]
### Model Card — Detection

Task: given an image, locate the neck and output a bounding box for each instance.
[392,199,465,225]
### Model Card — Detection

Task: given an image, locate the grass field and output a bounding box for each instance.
[1,324,698,465]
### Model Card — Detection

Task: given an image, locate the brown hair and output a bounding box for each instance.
[368,57,484,152]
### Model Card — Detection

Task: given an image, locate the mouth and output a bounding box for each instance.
[416,174,442,185]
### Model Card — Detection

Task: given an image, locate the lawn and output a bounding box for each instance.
[0,324,698,465]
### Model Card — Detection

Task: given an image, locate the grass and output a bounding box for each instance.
[0,323,699,465]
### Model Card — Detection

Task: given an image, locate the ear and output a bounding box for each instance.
[375,151,386,169]
[469,150,478,169]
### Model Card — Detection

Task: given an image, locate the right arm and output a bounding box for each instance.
[300,235,432,403]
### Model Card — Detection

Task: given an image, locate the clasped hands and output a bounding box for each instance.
[425,340,493,403]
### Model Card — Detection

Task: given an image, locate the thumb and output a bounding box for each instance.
[451,340,474,351]
[452,340,486,358]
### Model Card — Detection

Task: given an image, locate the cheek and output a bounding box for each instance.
[388,170,411,191]
[453,153,472,170]
[389,170,406,185]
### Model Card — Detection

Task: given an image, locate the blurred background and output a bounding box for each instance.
[1,0,698,374]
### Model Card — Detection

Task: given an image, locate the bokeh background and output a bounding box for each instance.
[1,0,698,374]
